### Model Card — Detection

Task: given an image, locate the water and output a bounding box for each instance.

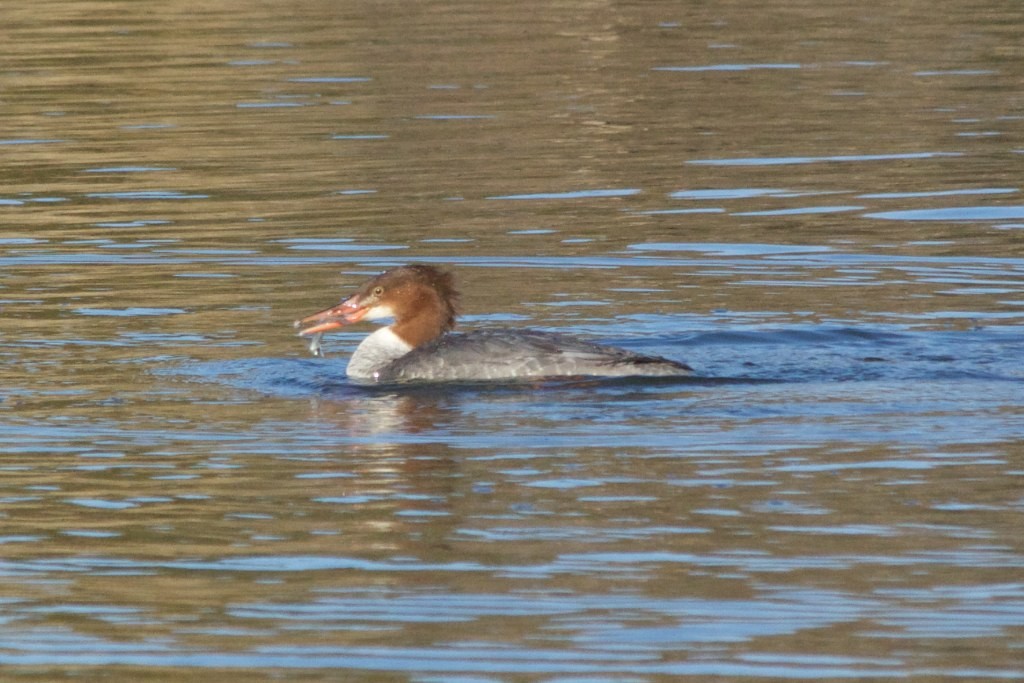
[2,0,1023,679]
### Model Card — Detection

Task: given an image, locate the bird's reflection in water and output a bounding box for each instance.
[304,387,461,438]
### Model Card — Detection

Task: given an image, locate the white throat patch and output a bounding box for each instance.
[362,304,395,322]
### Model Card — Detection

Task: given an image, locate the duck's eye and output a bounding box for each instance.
[373,286,384,296]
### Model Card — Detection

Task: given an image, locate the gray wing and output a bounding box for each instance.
[378,329,691,382]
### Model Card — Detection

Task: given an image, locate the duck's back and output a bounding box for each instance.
[373,328,692,383]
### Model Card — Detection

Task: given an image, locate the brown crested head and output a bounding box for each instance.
[295,264,459,347]
[366,264,459,345]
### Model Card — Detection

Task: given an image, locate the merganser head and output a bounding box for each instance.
[294,264,459,347]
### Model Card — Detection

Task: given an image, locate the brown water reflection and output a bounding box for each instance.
[1,0,1023,679]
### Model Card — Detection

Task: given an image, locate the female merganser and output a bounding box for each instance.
[294,264,693,384]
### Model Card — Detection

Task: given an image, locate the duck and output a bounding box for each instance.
[294,264,692,384]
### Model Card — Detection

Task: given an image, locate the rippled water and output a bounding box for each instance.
[2,0,1023,680]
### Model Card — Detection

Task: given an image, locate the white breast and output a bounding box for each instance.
[346,326,413,380]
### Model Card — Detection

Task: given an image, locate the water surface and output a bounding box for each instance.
[1,0,1023,680]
